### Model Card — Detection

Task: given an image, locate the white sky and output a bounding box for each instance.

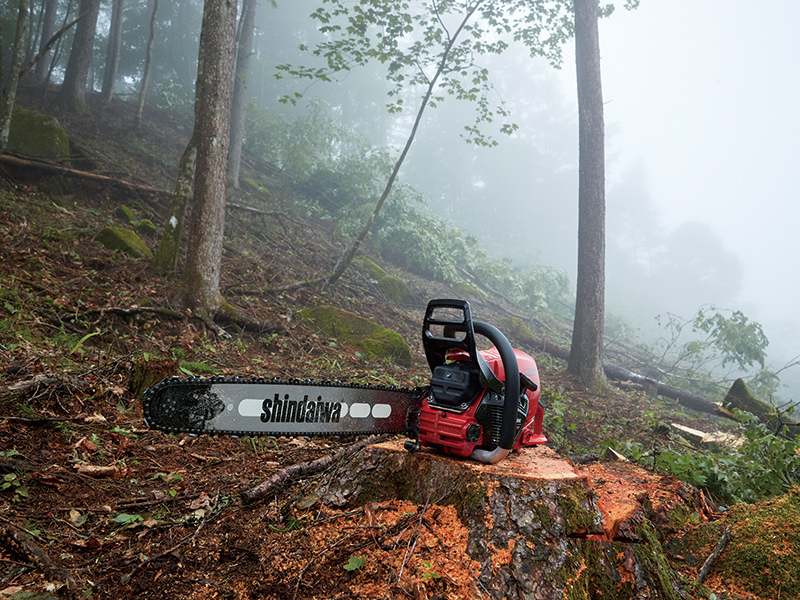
[556,0,800,360]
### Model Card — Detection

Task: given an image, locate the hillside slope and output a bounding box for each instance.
[1,92,795,600]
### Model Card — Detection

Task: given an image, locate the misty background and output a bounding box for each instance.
[14,0,797,401]
[269,0,800,401]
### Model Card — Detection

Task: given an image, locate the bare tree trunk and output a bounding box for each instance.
[134,0,158,129]
[568,0,606,388]
[326,1,483,288]
[226,0,256,188]
[153,134,197,274]
[100,0,125,105]
[0,0,30,153]
[181,0,238,322]
[58,0,100,113]
[30,0,57,86]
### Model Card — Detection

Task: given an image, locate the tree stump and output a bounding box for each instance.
[312,440,709,599]
[724,377,799,438]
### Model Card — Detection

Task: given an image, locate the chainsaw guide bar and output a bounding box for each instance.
[143,376,429,438]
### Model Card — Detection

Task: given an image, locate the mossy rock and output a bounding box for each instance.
[135,218,158,238]
[8,109,70,160]
[355,257,418,306]
[115,205,137,225]
[296,305,413,366]
[95,226,153,259]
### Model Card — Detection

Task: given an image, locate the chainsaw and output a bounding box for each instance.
[143,299,546,464]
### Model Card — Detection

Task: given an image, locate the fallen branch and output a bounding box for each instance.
[0,520,77,590]
[240,434,389,504]
[697,525,732,584]
[84,305,183,320]
[0,153,168,196]
[227,203,309,230]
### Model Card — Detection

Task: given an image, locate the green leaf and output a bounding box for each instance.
[69,331,101,356]
[111,513,144,525]
[343,556,366,571]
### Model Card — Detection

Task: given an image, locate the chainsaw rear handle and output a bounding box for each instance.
[469,320,520,464]
[421,299,521,464]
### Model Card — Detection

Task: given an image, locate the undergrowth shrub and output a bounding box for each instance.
[243,100,571,311]
[608,409,800,505]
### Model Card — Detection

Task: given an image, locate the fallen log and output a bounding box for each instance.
[724,378,799,438]
[0,152,168,196]
[498,318,727,419]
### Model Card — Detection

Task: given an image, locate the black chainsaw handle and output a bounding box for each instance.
[469,320,520,465]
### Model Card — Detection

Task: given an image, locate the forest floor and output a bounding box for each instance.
[0,90,753,599]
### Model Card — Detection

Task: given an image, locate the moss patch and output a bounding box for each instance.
[296,305,412,366]
[355,257,417,306]
[557,481,603,536]
[95,226,153,259]
[710,488,800,598]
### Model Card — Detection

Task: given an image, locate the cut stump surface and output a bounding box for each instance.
[311,439,711,600]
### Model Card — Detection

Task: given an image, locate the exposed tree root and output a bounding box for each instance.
[213,299,277,334]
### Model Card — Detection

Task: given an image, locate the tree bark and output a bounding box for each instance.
[153,133,197,274]
[58,0,101,113]
[568,0,606,388]
[0,0,29,153]
[100,0,125,105]
[181,0,238,320]
[226,0,256,188]
[30,0,57,86]
[134,0,159,129]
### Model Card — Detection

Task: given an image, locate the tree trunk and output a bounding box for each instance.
[134,0,159,129]
[279,439,707,599]
[133,0,158,129]
[153,133,197,274]
[226,0,256,188]
[100,0,125,105]
[30,0,56,86]
[58,0,101,113]
[568,0,606,388]
[181,0,238,321]
[0,0,29,154]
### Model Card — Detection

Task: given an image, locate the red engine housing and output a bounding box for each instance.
[418,346,546,458]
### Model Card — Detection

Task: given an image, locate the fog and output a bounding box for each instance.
[392,1,799,402]
[102,0,797,399]
[586,0,800,396]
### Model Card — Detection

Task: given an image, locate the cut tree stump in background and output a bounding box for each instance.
[312,439,710,600]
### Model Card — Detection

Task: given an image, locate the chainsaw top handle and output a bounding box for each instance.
[422,299,520,464]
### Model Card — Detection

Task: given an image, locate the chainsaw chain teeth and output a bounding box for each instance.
[142,375,428,438]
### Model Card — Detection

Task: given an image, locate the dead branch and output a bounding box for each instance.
[19,11,88,79]
[697,525,732,584]
[240,434,389,504]
[227,203,310,230]
[84,305,183,320]
[0,520,77,590]
[0,153,169,196]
